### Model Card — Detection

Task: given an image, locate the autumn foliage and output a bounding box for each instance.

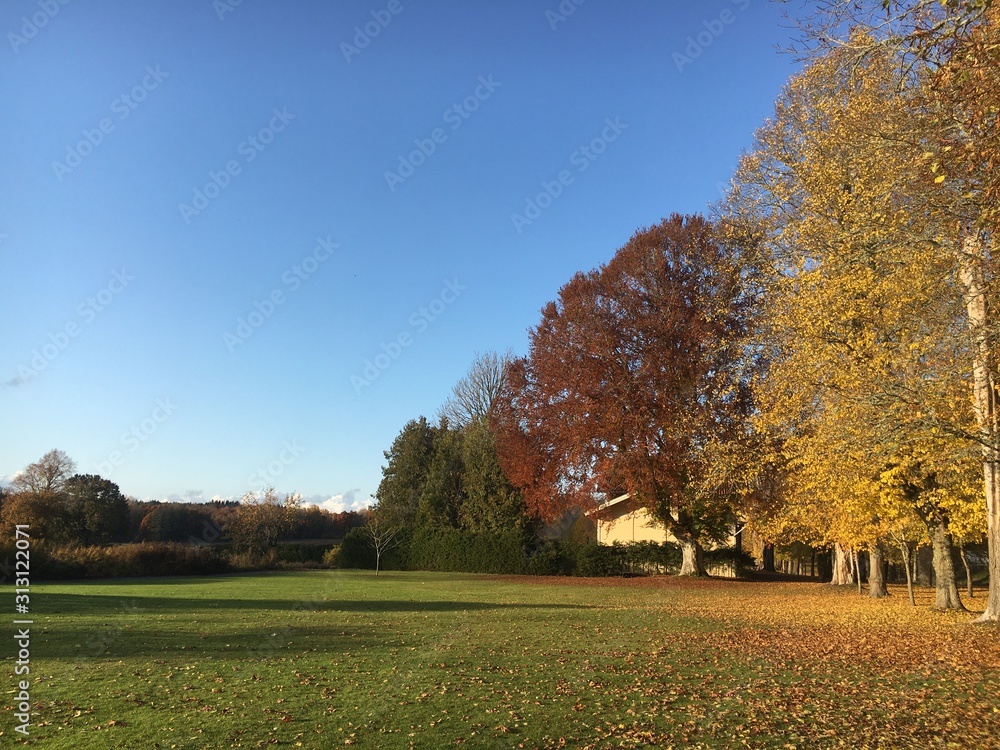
[717,1,1000,619]
[488,2,1000,616]
[495,215,762,573]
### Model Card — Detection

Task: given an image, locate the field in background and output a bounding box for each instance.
[3,571,999,748]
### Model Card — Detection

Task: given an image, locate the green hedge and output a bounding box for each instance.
[572,541,682,576]
[0,537,748,581]
[336,528,699,578]
[337,527,527,574]
[703,546,755,577]
[337,527,380,569]
[275,542,337,565]
[525,540,578,576]
[408,528,528,574]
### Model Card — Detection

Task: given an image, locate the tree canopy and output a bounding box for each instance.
[495,215,763,574]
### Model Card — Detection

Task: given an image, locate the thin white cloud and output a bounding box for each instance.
[138,489,368,509]
[163,489,206,504]
[301,488,369,514]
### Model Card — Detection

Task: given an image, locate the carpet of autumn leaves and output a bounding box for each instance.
[489,575,1000,749]
[3,570,998,749]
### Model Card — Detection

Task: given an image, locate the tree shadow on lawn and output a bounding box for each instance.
[36,592,592,616]
[37,570,296,587]
[33,594,591,661]
[35,622,394,661]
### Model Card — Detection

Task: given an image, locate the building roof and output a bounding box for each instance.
[585,492,632,516]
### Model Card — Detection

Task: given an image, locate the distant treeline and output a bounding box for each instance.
[0,449,368,580]
[127,499,365,545]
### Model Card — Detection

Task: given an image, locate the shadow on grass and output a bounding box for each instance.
[36,570,295,586]
[33,593,592,661]
[35,592,592,615]
[36,622,392,661]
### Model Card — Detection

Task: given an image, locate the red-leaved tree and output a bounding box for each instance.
[494,215,762,575]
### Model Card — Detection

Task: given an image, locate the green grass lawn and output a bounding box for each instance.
[3,570,999,749]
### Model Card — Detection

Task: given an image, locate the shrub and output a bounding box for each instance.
[331,527,693,579]
[576,542,627,577]
[322,546,340,568]
[337,527,378,569]
[526,540,577,576]
[703,546,755,578]
[337,527,527,574]
[407,528,528,574]
[622,540,681,575]
[276,542,334,565]
[228,547,279,571]
[24,542,232,580]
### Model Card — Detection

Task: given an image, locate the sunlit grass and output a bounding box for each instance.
[3,570,998,748]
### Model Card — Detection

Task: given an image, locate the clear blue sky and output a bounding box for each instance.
[1,0,799,512]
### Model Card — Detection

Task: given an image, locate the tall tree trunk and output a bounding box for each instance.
[762,543,775,573]
[898,540,916,606]
[830,543,852,585]
[869,542,889,598]
[960,545,974,599]
[678,538,707,577]
[958,235,1000,622]
[931,520,966,611]
[817,549,832,581]
[981,458,1000,621]
[671,510,707,577]
[853,548,863,594]
[981,467,1000,620]
[916,546,934,587]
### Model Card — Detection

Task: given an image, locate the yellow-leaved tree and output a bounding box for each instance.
[725,31,986,609]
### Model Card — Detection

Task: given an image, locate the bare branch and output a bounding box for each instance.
[438,350,515,429]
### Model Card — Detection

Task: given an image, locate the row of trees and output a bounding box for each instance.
[370,216,760,578]
[0,450,130,545]
[0,450,365,552]
[374,354,533,535]
[721,0,999,621]
[131,495,363,545]
[365,2,1000,622]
